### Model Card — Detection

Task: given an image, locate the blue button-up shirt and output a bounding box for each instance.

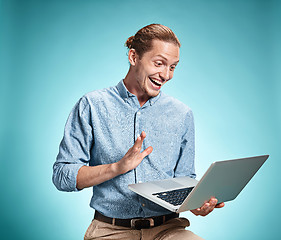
[53,80,195,218]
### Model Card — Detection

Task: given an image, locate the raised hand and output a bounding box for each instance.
[115,131,153,175]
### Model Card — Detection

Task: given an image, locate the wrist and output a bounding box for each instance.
[111,162,123,176]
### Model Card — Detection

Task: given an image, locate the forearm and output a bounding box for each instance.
[76,163,121,190]
[76,132,152,190]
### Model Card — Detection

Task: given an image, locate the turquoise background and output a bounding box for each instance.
[1,0,280,239]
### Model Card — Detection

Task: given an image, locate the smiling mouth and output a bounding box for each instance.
[149,77,162,87]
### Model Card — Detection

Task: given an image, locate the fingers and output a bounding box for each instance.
[141,146,153,158]
[135,131,153,157]
[215,202,225,208]
[134,131,146,150]
[116,131,152,175]
[191,198,223,216]
[209,197,218,207]
[199,202,214,216]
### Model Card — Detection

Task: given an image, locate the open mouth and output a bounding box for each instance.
[149,77,162,87]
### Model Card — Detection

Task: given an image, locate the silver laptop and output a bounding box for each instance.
[128,155,269,213]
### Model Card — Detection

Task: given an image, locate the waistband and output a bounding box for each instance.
[94,211,179,230]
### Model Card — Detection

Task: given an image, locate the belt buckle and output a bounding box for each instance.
[131,218,154,230]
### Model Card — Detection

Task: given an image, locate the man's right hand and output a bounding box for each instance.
[114,131,153,175]
[76,131,152,189]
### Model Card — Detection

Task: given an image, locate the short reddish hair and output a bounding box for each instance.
[125,24,181,59]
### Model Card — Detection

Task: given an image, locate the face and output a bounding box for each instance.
[129,40,180,100]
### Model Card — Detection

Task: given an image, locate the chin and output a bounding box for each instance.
[147,90,160,98]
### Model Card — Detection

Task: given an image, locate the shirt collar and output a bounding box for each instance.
[116,79,161,106]
[116,79,130,99]
[148,91,161,106]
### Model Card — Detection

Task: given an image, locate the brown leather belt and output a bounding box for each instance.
[94,211,179,230]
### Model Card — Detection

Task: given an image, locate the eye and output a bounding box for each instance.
[170,65,176,71]
[154,61,163,67]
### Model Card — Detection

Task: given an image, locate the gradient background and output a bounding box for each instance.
[1,0,280,239]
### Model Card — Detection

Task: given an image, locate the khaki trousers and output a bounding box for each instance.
[84,217,204,240]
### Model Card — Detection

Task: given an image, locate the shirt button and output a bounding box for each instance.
[137,112,141,115]
[142,203,145,207]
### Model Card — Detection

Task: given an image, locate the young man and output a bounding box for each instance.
[53,24,224,239]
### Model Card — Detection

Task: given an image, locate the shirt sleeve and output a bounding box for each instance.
[52,97,93,192]
[174,109,196,178]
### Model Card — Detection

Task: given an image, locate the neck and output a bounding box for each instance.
[123,68,149,107]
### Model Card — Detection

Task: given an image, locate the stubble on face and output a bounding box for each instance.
[132,40,180,103]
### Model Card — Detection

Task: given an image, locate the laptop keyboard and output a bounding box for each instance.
[152,187,194,206]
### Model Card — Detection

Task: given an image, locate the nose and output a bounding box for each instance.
[160,67,171,81]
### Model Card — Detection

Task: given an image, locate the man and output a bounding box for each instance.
[53,24,224,239]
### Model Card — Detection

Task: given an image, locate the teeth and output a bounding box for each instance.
[150,78,162,86]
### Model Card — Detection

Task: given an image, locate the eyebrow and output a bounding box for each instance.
[154,54,180,64]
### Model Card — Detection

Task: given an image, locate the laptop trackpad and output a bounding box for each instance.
[152,180,185,189]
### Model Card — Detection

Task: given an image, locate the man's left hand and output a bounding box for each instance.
[190,197,225,216]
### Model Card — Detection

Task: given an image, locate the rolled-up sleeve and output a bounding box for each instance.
[174,109,196,179]
[52,97,93,192]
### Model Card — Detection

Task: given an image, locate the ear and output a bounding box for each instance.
[128,49,138,66]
